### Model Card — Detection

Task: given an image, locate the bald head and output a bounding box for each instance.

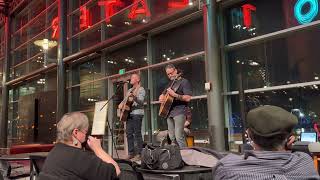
[130,73,141,85]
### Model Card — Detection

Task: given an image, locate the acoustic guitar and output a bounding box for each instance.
[118,87,138,121]
[158,74,182,118]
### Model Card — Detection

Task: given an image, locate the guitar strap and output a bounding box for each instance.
[172,78,184,92]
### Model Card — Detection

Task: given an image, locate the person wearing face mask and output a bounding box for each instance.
[39,112,120,180]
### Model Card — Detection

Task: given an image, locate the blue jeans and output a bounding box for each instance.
[126,114,144,155]
[167,114,187,147]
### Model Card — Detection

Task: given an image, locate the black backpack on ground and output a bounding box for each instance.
[141,144,184,170]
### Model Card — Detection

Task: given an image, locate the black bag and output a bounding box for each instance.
[141,144,184,170]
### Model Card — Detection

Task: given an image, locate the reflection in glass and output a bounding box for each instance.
[225,0,317,43]
[105,40,147,75]
[152,19,204,64]
[228,28,320,91]
[10,0,58,80]
[68,0,197,54]
[7,72,57,145]
[71,81,104,111]
[228,85,320,150]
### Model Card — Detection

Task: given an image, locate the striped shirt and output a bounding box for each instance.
[213,151,320,180]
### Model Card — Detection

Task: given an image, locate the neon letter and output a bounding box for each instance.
[80,7,91,29]
[98,0,124,23]
[128,0,151,20]
[242,4,256,28]
[51,17,59,39]
[294,0,318,24]
[168,0,188,9]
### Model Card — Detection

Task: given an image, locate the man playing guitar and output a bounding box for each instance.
[118,73,145,160]
[159,64,192,147]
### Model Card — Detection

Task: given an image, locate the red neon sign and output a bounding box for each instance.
[80,7,91,29]
[241,4,256,28]
[168,0,188,9]
[98,0,124,23]
[51,17,59,39]
[50,0,188,38]
[128,0,151,20]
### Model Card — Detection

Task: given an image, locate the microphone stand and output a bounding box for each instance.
[99,83,123,159]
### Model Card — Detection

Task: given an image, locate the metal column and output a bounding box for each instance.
[0,13,10,147]
[203,0,226,151]
[57,0,67,121]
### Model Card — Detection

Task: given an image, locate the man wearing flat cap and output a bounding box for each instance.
[213,105,319,180]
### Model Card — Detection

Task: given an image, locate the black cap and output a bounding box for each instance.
[247,105,298,137]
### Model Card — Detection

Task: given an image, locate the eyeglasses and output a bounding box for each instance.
[78,129,88,135]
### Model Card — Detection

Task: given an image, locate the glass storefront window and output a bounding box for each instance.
[228,27,320,91]
[225,0,320,43]
[77,58,103,84]
[152,19,204,64]
[68,0,198,54]
[71,80,105,111]
[10,42,57,79]
[105,40,147,75]
[228,85,320,150]
[8,72,57,145]
[10,0,58,80]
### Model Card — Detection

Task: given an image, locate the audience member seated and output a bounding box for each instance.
[39,112,120,180]
[213,105,319,180]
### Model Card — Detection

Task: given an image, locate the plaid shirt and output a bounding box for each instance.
[213,151,320,180]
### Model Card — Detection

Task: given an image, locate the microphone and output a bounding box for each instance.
[118,80,130,84]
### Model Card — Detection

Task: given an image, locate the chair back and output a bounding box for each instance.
[30,155,46,179]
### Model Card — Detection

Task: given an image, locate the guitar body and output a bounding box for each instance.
[118,87,139,121]
[158,74,183,118]
[159,93,174,118]
[118,98,134,122]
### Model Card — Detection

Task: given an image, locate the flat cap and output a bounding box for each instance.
[247,105,298,137]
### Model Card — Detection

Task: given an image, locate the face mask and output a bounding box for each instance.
[82,133,91,150]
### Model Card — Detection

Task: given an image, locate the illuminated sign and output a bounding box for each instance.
[51,17,59,39]
[80,7,91,29]
[98,0,124,23]
[242,4,256,28]
[128,0,151,20]
[119,68,126,75]
[51,0,189,38]
[294,0,318,24]
[168,0,189,9]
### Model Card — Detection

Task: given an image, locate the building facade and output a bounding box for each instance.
[0,0,318,153]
